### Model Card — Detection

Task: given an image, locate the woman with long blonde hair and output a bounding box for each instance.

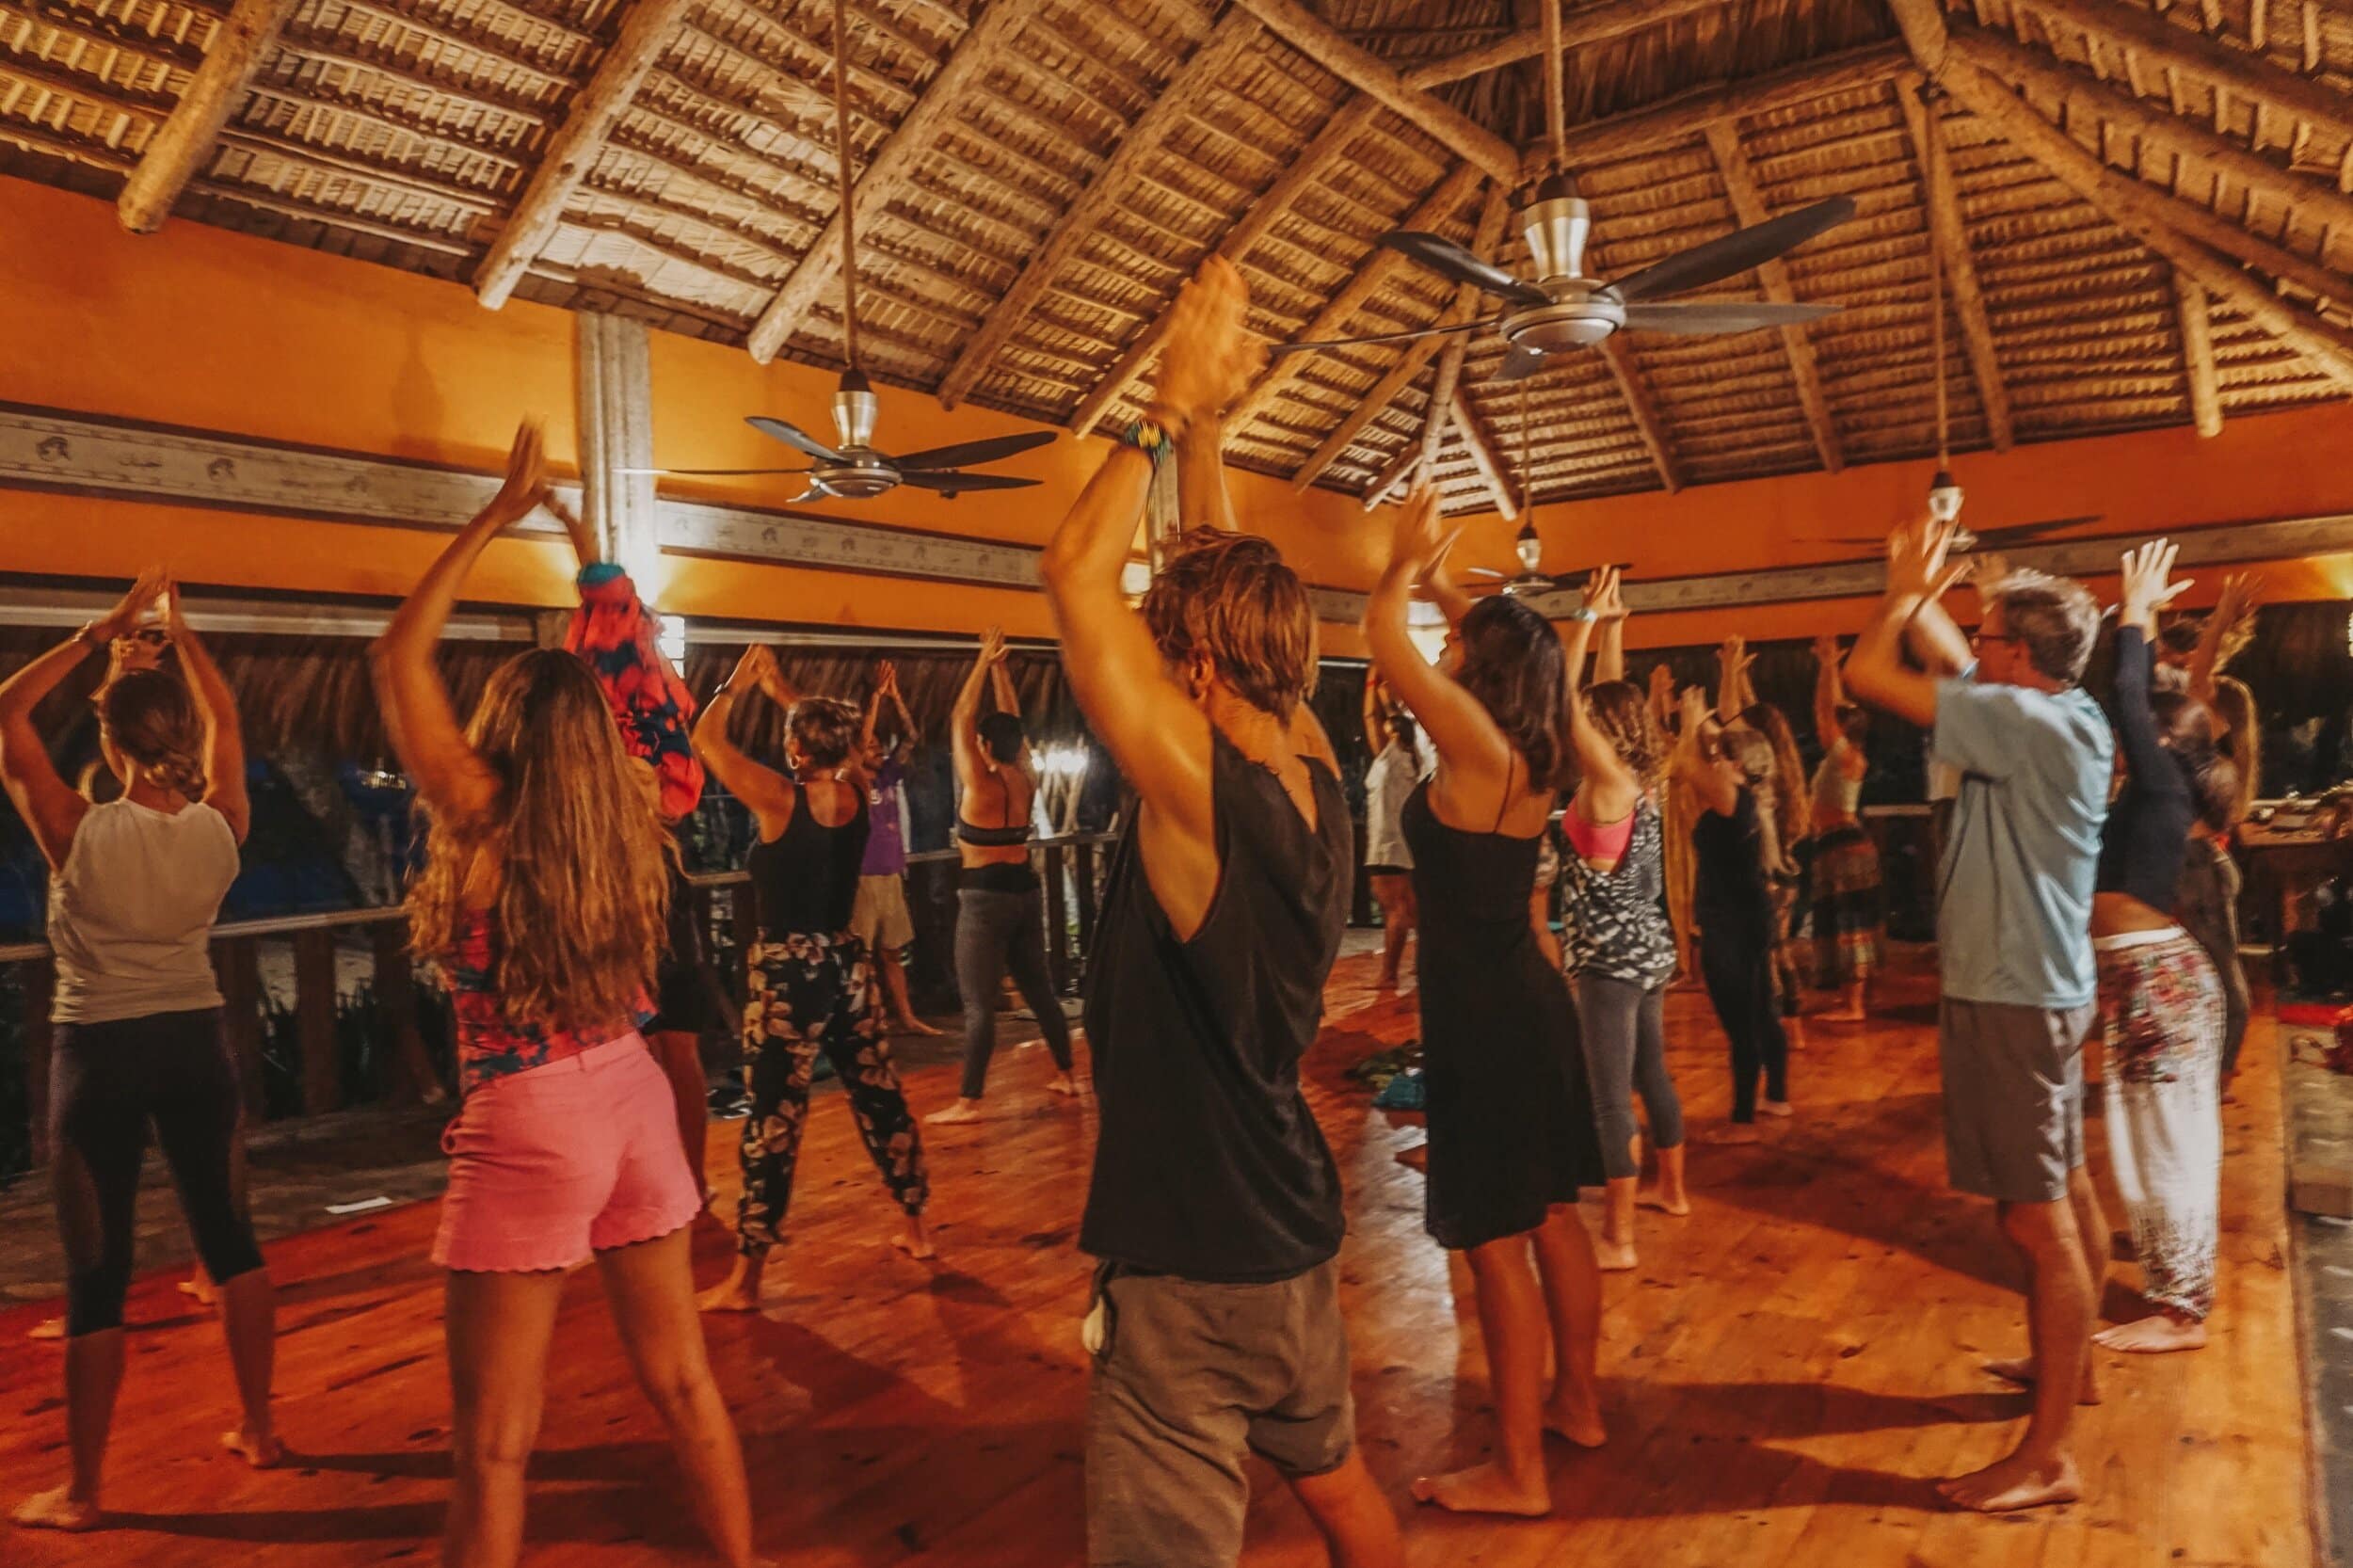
[372,424,758,1568]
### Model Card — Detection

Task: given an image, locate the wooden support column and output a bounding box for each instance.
[1419,184,1513,478]
[575,312,661,584]
[1044,843,1072,994]
[1225,0,1521,182]
[117,0,301,233]
[2172,266,2225,437]
[215,939,265,1121]
[1068,96,1384,434]
[1602,338,1681,491]
[745,0,1047,363]
[369,923,440,1106]
[473,0,696,309]
[1449,389,1520,518]
[1897,76,2016,450]
[293,930,341,1115]
[936,10,1262,408]
[1704,120,1843,472]
[1401,0,1729,88]
[2015,0,2353,147]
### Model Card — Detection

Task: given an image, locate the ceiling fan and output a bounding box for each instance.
[623,0,1053,504]
[1799,514,2105,554]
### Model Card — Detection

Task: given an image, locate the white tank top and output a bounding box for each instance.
[49,798,239,1024]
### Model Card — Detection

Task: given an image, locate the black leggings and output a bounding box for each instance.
[954,877,1074,1099]
[1699,923,1789,1123]
[50,1007,264,1336]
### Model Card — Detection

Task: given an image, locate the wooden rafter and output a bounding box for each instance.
[1449,387,1519,520]
[1601,338,1681,491]
[1359,442,1422,510]
[1896,75,2015,450]
[116,0,302,234]
[742,0,1045,364]
[1225,160,1486,438]
[1067,95,1383,436]
[472,0,695,309]
[1401,0,1728,89]
[1557,42,1906,166]
[934,9,1260,408]
[1703,120,1843,472]
[2014,0,2353,148]
[2171,266,2224,437]
[1419,184,1513,475]
[1289,331,1454,492]
[1225,0,1519,183]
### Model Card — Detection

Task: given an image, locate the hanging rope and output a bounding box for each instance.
[831,0,860,372]
[1920,82,1952,472]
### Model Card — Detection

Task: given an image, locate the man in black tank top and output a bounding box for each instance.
[1040,259,1402,1568]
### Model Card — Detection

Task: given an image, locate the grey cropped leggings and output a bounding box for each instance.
[1576,973,1685,1178]
[955,885,1075,1099]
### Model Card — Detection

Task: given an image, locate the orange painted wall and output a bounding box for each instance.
[6,171,2351,656]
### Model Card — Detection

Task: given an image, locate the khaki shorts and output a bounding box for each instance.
[848,872,914,952]
[1939,997,2096,1204]
[1085,1257,1354,1568]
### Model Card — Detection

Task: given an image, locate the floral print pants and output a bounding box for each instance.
[2096,930,2225,1320]
[733,933,927,1256]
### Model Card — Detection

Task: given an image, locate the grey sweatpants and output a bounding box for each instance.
[1577,973,1684,1178]
[955,885,1075,1098]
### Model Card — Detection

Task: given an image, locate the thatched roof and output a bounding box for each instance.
[6,0,2350,512]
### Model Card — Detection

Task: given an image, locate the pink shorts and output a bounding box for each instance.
[433,1033,702,1272]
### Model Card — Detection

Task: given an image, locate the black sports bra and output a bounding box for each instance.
[956,768,1032,847]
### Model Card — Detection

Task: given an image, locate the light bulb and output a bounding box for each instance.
[1514,521,1544,574]
[658,615,688,665]
[1927,468,1964,525]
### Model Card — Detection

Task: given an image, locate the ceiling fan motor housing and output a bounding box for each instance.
[1504,285,1625,351]
[1522,180,1592,285]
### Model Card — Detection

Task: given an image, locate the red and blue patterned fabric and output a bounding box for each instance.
[449,911,651,1094]
[565,564,704,822]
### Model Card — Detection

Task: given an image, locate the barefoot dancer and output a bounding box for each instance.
[1047,257,1403,1568]
[1844,514,2111,1514]
[2091,543,2233,1356]
[374,424,758,1568]
[692,644,932,1311]
[1366,488,1609,1518]
[852,662,940,1037]
[4,576,280,1532]
[929,629,1078,1124]
[1560,568,1687,1271]
[1807,634,1882,1021]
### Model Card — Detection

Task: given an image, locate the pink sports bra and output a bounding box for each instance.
[1564,799,1636,866]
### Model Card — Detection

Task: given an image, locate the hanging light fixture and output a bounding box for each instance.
[1919,79,1964,530]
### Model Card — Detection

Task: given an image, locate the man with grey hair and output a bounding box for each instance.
[1842,515,2113,1514]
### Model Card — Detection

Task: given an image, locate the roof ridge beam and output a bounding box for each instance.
[117,0,303,233]
[1402,0,1729,90]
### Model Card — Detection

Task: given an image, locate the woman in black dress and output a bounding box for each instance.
[1364,488,1609,1519]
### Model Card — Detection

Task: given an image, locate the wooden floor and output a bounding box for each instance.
[0,948,2312,1567]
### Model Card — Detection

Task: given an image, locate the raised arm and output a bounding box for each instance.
[0,573,162,869]
[690,645,797,832]
[883,661,918,745]
[951,631,1002,792]
[1670,684,1741,818]
[1593,565,1627,684]
[1177,410,1240,534]
[1842,516,1968,730]
[371,424,544,827]
[1561,583,1640,808]
[1715,636,1753,725]
[2115,540,2191,792]
[988,655,1025,763]
[2187,571,2257,720]
[1812,632,1845,749]
[1362,488,1514,801]
[1421,534,1478,632]
[162,591,250,842]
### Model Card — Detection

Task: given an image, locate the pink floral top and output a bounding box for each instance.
[447,912,649,1094]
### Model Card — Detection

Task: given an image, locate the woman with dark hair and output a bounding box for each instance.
[4,575,280,1533]
[1736,696,1813,1022]
[371,425,757,1568]
[1561,567,1686,1272]
[929,629,1078,1124]
[1362,675,1425,991]
[1808,633,1882,1021]
[2089,542,2233,1356]
[2172,577,2260,1087]
[1365,489,1607,1518]
[692,643,932,1313]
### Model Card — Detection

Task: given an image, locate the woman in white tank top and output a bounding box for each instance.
[0,574,280,1534]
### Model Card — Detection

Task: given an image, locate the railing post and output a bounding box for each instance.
[214,938,266,1121]
[23,960,53,1165]
[293,929,341,1114]
[369,920,440,1105]
[1044,840,1072,994]
[1074,839,1099,979]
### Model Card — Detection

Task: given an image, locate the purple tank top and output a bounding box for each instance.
[861,760,907,876]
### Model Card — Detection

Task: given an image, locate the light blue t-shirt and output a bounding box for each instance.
[1932,674,2112,1009]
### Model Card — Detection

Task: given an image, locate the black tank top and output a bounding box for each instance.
[746,781,870,937]
[1079,729,1351,1283]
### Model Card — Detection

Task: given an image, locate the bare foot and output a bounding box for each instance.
[697,1262,762,1314]
[1594,1237,1638,1272]
[895,1016,944,1038]
[1982,1357,2100,1404]
[1543,1388,1607,1448]
[2094,1314,2207,1353]
[1938,1449,2082,1512]
[1758,1099,1793,1118]
[1045,1073,1080,1098]
[222,1427,284,1468]
[925,1100,984,1126]
[180,1272,217,1308]
[1375,973,1401,992]
[1638,1187,1691,1216]
[1410,1462,1550,1516]
[890,1218,936,1261]
[12,1486,99,1532]
[1820,1006,1868,1024]
[27,1316,62,1341]
[1716,1122,1764,1145]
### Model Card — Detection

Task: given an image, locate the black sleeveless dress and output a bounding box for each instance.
[1403,781,1606,1251]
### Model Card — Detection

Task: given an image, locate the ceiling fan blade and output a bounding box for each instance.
[747,415,845,464]
[1619,300,1841,335]
[1271,317,1497,358]
[1491,344,1551,383]
[1379,232,1548,307]
[889,429,1059,472]
[1464,567,1509,580]
[1603,196,1856,304]
[898,469,1040,493]
[612,465,814,476]
[1965,514,2105,547]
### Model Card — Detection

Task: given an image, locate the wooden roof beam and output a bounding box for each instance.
[1884,0,2353,391]
[1703,120,1843,472]
[743,0,1046,364]
[1555,41,1907,167]
[1419,183,1513,471]
[1289,334,1451,491]
[1896,74,2015,450]
[1402,0,1728,89]
[472,0,695,309]
[2014,0,2353,148]
[1449,388,1519,520]
[1359,441,1422,510]
[2170,266,2225,437]
[1225,0,1520,183]
[1600,338,1681,491]
[934,9,1260,408]
[1067,95,1385,435]
[117,0,302,233]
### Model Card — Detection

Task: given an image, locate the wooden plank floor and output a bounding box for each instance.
[0,948,2311,1566]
